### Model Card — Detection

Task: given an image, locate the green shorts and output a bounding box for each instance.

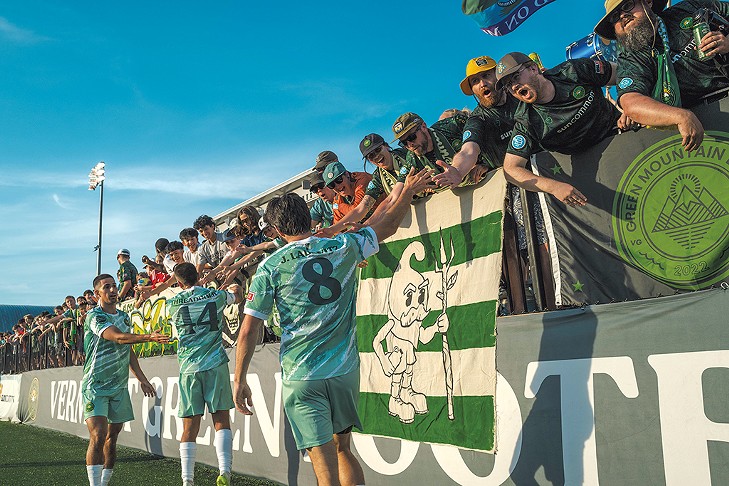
[83,388,134,423]
[283,368,362,450]
[178,363,234,418]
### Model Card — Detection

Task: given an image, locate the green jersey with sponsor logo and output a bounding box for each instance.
[616,0,729,108]
[244,227,379,381]
[366,148,409,199]
[463,95,521,168]
[166,286,234,374]
[81,307,132,395]
[507,58,620,158]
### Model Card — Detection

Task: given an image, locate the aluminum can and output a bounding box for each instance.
[693,20,713,60]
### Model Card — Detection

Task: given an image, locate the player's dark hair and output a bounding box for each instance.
[193,215,215,231]
[92,274,115,289]
[65,295,74,301]
[266,193,311,236]
[155,238,170,252]
[173,262,198,287]
[165,240,184,254]
[179,227,199,239]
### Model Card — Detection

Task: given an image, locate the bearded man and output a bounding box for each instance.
[434,55,521,188]
[595,0,729,151]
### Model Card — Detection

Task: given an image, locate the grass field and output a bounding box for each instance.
[0,421,282,486]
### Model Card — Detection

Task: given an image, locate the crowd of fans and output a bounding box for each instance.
[3,0,728,375]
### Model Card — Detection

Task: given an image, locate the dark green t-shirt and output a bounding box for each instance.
[403,112,467,176]
[365,148,409,198]
[117,261,138,299]
[507,58,620,158]
[616,0,729,108]
[463,95,521,168]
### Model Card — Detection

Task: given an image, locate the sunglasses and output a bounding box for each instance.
[310,183,325,192]
[327,175,345,189]
[607,0,636,24]
[504,65,529,91]
[366,145,384,161]
[398,129,419,148]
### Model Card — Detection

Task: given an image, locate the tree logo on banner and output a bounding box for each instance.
[27,377,39,422]
[613,132,729,288]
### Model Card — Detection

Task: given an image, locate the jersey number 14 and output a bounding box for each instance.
[178,302,219,334]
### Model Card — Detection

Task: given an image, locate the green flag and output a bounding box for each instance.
[356,170,506,452]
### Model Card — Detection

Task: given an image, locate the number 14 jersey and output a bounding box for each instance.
[167,286,236,374]
[244,227,379,381]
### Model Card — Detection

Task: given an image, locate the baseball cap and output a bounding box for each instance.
[313,150,339,170]
[323,161,348,187]
[309,173,325,191]
[117,248,130,257]
[222,228,238,242]
[392,112,423,142]
[595,0,667,40]
[495,52,533,90]
[460,56,497,95]
[360,133,386,159]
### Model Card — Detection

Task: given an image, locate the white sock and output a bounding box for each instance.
[180,442,197,482]
[101,468,113,486]
[214,428,233,474]
[86,465,103,486]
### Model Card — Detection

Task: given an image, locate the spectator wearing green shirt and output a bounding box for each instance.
[392,112,488,191]
[595,0,729,151]
[116,249,138,301]
[308,173,335,230]
[434,55,518,189]
[495,52,633,206]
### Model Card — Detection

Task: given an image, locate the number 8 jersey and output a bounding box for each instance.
[167,287,236,374]
[244,227,379,381]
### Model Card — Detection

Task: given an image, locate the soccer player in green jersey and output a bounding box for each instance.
[234,168,431,486]
[167,262,243,486]
[82,274,170,486]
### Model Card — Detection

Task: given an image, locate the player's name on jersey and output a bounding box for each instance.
[278,242,340,264]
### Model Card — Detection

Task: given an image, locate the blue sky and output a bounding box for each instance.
[0,0,607,306]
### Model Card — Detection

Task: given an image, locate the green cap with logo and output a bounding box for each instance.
[392,112,423,142]
[360,133,386,159]
[323,161,348,187]
[495,52,533,90]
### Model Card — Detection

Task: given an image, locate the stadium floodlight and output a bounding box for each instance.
[88,161,106,275]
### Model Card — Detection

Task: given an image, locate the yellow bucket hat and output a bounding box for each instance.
[460,56,497,95]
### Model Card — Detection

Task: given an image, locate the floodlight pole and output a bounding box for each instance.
[88,161,106,276]
[96,179,104,276]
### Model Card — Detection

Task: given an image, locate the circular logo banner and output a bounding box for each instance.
[613,133,729,288]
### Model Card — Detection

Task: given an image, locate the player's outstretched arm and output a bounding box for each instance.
[100,325,170,345]
[369,168,432,242]
[128,348,157,397]
[234,314,263,415]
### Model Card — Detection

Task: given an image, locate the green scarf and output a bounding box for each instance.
[652,17,682,106]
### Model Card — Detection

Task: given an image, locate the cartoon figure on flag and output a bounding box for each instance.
[372,239,453,423]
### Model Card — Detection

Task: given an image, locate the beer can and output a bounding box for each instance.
[529,52,545,71]
[693,21,713,60]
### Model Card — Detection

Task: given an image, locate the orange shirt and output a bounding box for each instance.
[332,172,373,223]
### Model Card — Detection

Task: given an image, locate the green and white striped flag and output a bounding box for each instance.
[356,169,506,452]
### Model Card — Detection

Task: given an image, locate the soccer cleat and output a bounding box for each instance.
[216,472,231,486]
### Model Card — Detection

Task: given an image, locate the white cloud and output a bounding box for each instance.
[0,17,49,44]
[52,193,72,210]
